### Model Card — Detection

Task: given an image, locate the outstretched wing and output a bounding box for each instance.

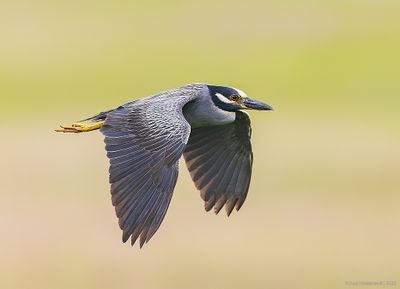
[183,111,253,216]
[100,90,196,247]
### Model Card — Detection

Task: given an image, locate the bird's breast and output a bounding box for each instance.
[183,100,235,128]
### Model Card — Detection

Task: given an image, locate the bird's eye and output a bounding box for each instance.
[230,94,240,101]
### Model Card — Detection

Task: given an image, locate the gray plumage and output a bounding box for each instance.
[60,83,273,247]
[183,111,253,216]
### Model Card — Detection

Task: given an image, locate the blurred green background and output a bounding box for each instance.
[1,1,399,289]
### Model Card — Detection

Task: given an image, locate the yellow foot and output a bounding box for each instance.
[55,122,104,133]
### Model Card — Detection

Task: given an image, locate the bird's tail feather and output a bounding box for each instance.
[79,108,115,123]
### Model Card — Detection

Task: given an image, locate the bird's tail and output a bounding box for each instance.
[78,109,112,123]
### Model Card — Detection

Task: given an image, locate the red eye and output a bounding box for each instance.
[230,94,240,101]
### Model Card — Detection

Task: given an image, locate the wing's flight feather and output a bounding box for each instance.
[100,87,198,247]
[183,111,253,215]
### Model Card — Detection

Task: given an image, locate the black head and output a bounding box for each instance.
[207,85,273,112]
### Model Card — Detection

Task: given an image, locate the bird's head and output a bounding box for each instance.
[207,85,273,112]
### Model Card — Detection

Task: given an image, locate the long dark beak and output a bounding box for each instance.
[241,98,274,110]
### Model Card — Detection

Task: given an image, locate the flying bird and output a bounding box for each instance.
[56,83,273,247]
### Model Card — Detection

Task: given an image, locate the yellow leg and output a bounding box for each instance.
[55,121,104,133]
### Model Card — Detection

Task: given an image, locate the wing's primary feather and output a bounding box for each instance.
[183,111,253,215]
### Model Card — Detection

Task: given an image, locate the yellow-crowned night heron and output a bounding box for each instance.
[56,83,273,247]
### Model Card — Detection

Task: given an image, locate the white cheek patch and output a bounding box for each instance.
[215,93,234,104]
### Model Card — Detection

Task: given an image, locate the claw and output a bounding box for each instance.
[55,122,104,133]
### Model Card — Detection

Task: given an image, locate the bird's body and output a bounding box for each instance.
[57,83,273,247]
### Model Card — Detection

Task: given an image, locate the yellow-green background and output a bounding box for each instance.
[1,1,399,289]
